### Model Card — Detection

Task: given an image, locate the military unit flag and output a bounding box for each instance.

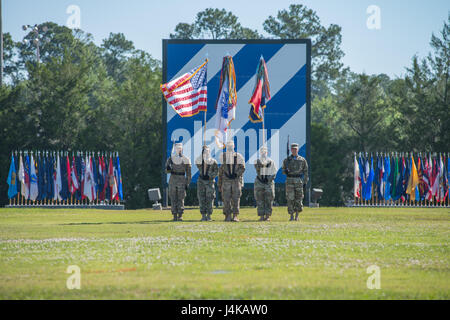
[249,56,271,123]
[215,56,237,149]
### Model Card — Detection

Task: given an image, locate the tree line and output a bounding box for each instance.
[0,5,448,208]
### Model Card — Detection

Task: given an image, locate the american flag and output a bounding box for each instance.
[161,60,207,117]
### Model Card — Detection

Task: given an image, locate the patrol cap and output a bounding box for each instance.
[175,143,183,148]
[290,143,299,149]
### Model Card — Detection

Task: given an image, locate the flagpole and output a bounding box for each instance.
[203,108,207,147]
[262,107,265,147]
[354,152,356,206]
[203,58,208,147]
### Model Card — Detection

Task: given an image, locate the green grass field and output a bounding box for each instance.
[0,206,449,299]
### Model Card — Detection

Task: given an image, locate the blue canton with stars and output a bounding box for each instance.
[190,64,207,90]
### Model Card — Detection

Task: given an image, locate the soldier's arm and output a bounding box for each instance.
[282,159,288,175]
[268,162,276,181]
[218,166,223,189]
[255,162,261,177]
[302,160,309,185]
[165,158,172,173]
[235,154,245,177]
[210,161,219,179]
[185,164,192,185]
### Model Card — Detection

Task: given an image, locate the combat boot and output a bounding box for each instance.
[295,212,299,221]
[173,214,178,221]
[259,215,265,221]
[225,214,232,222]
[206,214,212,221]
[232,214,239,222]
[178,214,183,221]
[201,214,206,221]
[289,214,294,221]
[265,215,270,221]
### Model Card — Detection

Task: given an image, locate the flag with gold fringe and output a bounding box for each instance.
[214,56,237,149]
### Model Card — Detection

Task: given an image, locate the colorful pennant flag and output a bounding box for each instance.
[249,56,271,123]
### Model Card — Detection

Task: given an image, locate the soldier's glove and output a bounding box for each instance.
[230,173,237,179]
[166,165,172,171]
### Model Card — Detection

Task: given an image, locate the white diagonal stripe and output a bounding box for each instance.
[174,44,307,177]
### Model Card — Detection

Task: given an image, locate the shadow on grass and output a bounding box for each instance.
[58,219,272,226]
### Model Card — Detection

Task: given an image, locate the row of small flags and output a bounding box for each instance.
[354,152,450,206]
[161,56,270,148]
[6,151,123,205]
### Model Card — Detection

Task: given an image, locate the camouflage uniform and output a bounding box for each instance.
[195,150,218,221]
[218,149,245,221]
[254,156,276,220]
[166,147,191,221]
[282,145,308,220]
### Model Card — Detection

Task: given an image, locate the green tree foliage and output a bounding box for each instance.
[390,15,449,152]
[429,14,450,151]
[2,33,21,84]
[311,123,352,205]
[101,32,135,82]
[336,74,393,152]
[110,51,162,208]
[170,8,261,39]
[263,4,344,91]
[0,85,28,203]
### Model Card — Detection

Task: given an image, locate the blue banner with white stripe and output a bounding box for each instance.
[163,40,311,185]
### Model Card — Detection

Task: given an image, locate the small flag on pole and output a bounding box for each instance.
[354,154,361,198]
[161,60,208,117]
[7,154,18,199]
[29,154,39,201]
[70,156,79,194]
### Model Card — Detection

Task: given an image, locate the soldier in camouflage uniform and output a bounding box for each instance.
[165,143,191,221]
[218,140,245,222]
[195,145,218,221]
[254,146,276,221]
[282,143,308,221]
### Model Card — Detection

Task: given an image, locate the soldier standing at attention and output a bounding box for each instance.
[165,143,191,221]
[218,140,245,222]
[254,146,276,221]
[282,143,308,221]
[195,145,218,221]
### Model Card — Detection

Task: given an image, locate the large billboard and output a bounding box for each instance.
[162,39,311,195]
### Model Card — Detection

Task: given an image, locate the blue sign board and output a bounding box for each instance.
[162,39,311,189]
